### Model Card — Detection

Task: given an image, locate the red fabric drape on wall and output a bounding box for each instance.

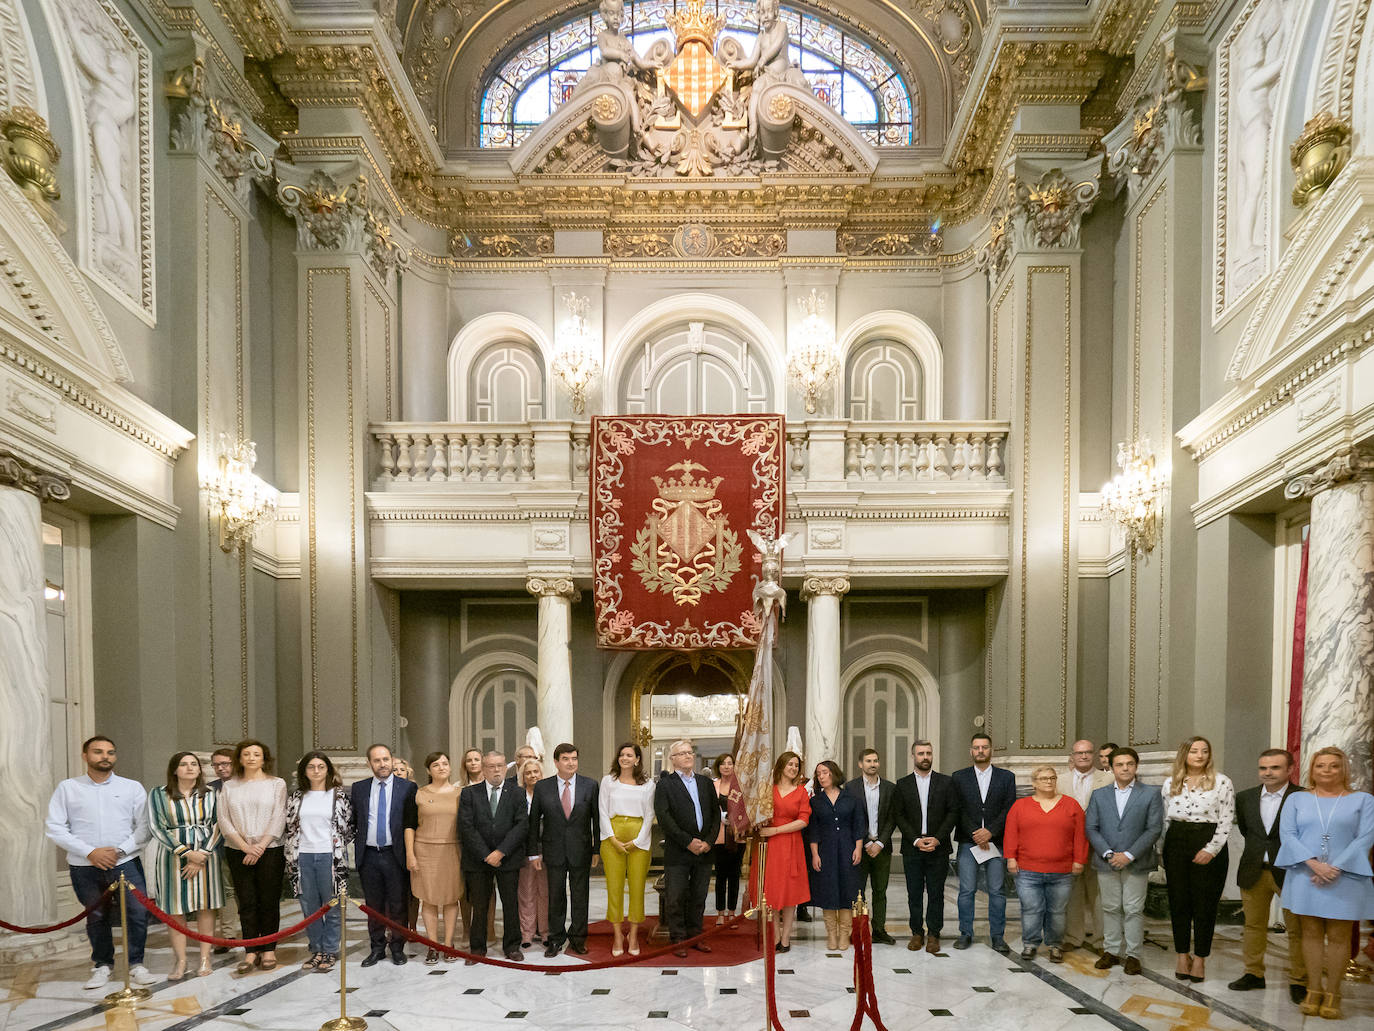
[1286,532,1310,779]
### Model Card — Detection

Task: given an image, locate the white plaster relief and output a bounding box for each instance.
[53,0,155,324]
[4,380,57,432]
[0,0,43,113]
[1283,220,1373,346]
[1215,0,1297,318]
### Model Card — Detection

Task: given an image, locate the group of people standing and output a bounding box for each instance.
[45,730,1374,1021]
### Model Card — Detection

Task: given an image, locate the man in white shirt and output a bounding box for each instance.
[44,736,156,991]
[1062,739,1112,950]
[1229,748,1307,1002]
[843,749,897,944]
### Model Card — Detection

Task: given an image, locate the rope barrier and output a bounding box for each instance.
[354,899,753,972]
[128,885,333,948]
[847,912,889,1031]
[0,884,115,934]
[762,903,787,1031]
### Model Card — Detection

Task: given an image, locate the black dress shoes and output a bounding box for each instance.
[991,938,1011,955]
[567,942,589,955]
[1228,973,1266,991]
[1289,984,1308,1004]
[952,936,973,950]
[390,951,407,965]
[505,950,524,961]
[544,941,561,958]
[872,931,897,945]
[691,942,712,953]
[360,952,385,968]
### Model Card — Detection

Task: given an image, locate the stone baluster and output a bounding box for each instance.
[879,433,897,480]
[377,433,396,481]
[860,433,879,480]
[449,433,469,482]
[499,433,518,482]
[914,433,933,479]
[410,433,432,481]
[932,433,952,479]
[844,434,861,479]
[572,432,590,479]
[428,433,449,482]
[787,432,808,481]
[519,434,535,479]
[897,433,915,480]
[969,434,987,480]
[988,434,1005,481]
[481,434,499,481]
[951,432,969,480]
[394,432,413,481]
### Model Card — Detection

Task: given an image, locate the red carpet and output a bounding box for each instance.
[575,917,764,968]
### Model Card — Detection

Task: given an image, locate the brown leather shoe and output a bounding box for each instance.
[1123,956,1142,975]
[926,936,941,955]
[673,946,688,958]
[691,942,712,953]
[908,934,924,952]
[1094,952,1119,970]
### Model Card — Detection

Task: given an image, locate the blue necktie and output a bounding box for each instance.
[377,780,389,847]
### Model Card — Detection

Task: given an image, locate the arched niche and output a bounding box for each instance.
[447,312,554,421]
[839,650,941,772]
[837,311,944,419]
[448,650,539,760]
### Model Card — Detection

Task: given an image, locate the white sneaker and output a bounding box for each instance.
[129,964,157,986]
[84,966,112,990]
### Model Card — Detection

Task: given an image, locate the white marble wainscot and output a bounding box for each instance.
[0,454,69,961]
[528,576,577,752]
[802,574,848,767]
[1288,447,1374,789]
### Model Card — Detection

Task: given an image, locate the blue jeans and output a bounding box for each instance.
[956,843,1006,938]
[297,853,341,954]
[70,860,148,968]
[1015,870,1072,946]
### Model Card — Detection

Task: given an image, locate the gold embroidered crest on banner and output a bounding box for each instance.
[631,460,742,605]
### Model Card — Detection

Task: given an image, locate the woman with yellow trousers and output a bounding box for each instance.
[599,742,656,956]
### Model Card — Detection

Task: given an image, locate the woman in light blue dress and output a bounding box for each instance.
[1275,746,1374,1020]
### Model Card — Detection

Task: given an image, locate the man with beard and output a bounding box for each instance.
[892,740,959,953]
[844,749,898,944]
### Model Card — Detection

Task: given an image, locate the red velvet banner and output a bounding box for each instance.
[591,415,786,649]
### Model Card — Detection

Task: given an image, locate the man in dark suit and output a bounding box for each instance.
[1229,748,1307,1001]
[528,742,600,956]
[655,739,722,958]
[950,733,1016,953]
[845,748,897,944]
[350,743,418,966]
[457,751,528,961]
[1084,746,1163,975]
[892,739,958,954]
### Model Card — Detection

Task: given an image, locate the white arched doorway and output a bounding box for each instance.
[839,651,941,775]
[449,651,539,761]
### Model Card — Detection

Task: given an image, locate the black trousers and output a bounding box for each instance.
[359,846,409,954]
[545,863,591,947]
[902,848,949,937]
[224,846,286,954]
[663,859,712,943]
[713,844,743,911]
[466,865,521,955]
[1163,821,1228,957]
[858,846,892,932]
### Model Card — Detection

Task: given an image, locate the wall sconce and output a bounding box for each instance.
[552,292,601,416]
[1099,438,1169,557]
[203,434,278,553]
[787,289,840,414]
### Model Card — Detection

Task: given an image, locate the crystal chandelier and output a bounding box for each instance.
[552,292,601,416]
[1099,438,1169,557]
[203,434,278,553]
[787,289,840,414]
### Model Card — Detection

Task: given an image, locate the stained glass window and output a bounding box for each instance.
[478,1,914,148]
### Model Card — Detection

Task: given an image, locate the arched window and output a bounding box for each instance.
[847,339,923,420]
[620,321,771,414]
[469,342,545,422]
[479,2,914,148]
[469,667,538,759]
[843,666,919,775]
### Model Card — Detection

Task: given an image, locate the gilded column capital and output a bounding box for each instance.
[1284,445,1374,500]
[275,162,409,286]
[975,158,1101,282]
[167,58,272,207]
[801,574,850,600]
[0,450,71,502]
[526,576,580,601]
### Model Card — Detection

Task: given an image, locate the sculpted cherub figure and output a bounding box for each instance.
[577,0,670,136]
[747,529,795,620]
[720,0,806,146]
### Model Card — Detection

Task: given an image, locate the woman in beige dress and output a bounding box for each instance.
[406,751,463,963]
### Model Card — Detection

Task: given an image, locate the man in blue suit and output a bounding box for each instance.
[1084,746,1163,975]
[950,733,1016,952]
[350,743,418,966]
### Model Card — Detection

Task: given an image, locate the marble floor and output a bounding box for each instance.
[2,877,1369,1031]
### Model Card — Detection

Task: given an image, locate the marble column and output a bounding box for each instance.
[527,577,578,751]
[802,575,848,766]
[1287,446,1374,789]
[0,453,69,936]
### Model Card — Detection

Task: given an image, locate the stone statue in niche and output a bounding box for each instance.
[61,0,139,289]
[1228,0,1291,297]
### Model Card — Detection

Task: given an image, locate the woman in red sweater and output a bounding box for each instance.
[1004,766,1088,963]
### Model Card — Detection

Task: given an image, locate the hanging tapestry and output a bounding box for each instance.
[590,415,786,649]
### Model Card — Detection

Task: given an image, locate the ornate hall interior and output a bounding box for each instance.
[0,0,1372,1028]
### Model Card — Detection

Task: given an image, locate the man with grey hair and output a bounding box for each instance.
[655,739,721,957]
[457,751,527,961]
[1063,739,1111,950]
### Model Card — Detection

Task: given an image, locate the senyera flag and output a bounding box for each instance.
[589,415,785,650]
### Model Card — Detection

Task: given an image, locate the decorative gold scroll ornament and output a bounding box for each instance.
[631,460,742,605]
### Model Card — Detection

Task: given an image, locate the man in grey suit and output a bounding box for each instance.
[1084,746,1163,975]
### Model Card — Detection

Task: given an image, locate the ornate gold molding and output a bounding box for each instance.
[0,106,62,232]
[1290,113,1352,209]
[801,574,850,599]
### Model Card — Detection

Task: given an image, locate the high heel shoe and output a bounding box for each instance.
[1318,993,1343,1020]
[1174,956,1191,981]
[168,959,187,981]
[1299,990,1325,1016]
[197,958,213,978]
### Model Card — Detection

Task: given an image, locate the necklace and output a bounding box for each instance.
[1314,792,1346,862]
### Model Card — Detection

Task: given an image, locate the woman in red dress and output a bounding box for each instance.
[762,751,811,952]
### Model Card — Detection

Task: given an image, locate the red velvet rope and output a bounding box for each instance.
[763,904,787,1031]
[129,885,332,948]
[354,899,751,972]
[848,913,889,1031]
[0,883,115,934]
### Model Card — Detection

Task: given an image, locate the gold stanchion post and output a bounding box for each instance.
[104,873,152,1008]
[320,888,365,1031]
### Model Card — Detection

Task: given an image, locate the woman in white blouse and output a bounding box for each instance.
[1160,736,1235,983]
[599,742,656,956]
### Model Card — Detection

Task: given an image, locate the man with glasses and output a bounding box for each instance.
[1063,740,1111,950]
[655,740,721,958]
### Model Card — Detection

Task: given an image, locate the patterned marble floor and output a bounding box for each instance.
[3,879,1370,1031]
